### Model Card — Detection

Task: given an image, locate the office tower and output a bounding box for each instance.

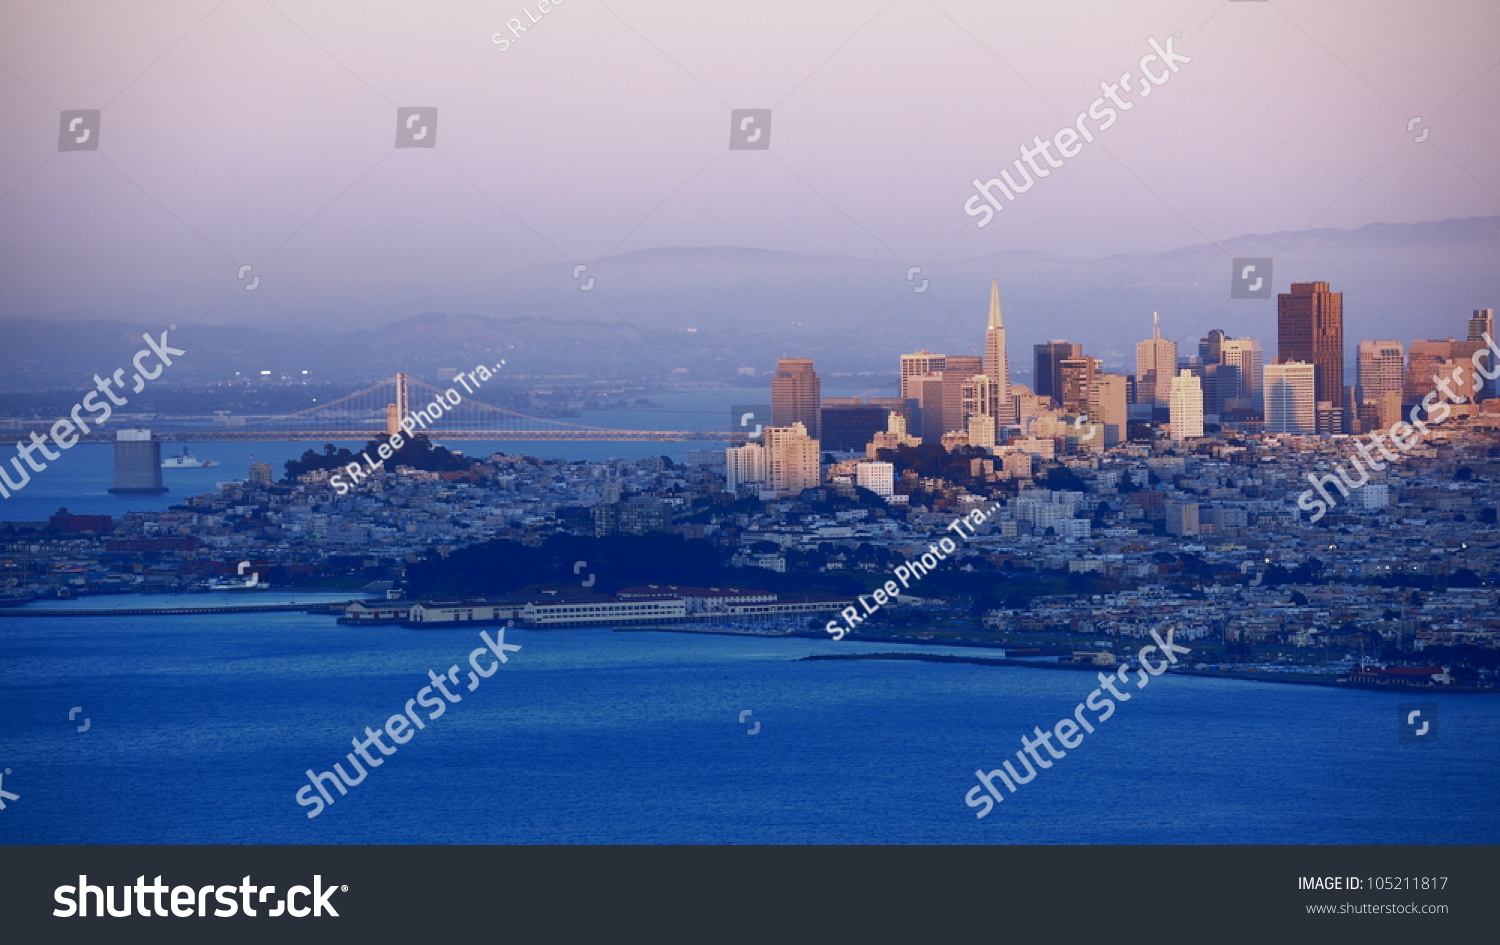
[1403,339,1483,403]
[1033,340,1081,405]
[984,281,1017,424]
[1358,340,1405,406]
[899,351,946,400]
[1264,362,1317,433]
[1200,363,1241,418]
[941,355,984,441]
[1469,309,1495,343]
[248,462,273,485]
[108,429,167,495]
[1058,356,1099,415]
[725,443,767,491]
[1277,281,1344,426]
[1199,329,1228,367]
[820,403,888,452]
[771,358,821,438]
[910,375,945,443]
[1135,312,1177,406]
[762,421,821,497]
[1168,370,1204,440]
[1466,309,1497,400]
[1088,373,1129,447]
[961,373,999,448]
[855,461,895,497]
[1219,337,1264,406]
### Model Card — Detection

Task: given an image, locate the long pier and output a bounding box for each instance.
[0,601,354,617]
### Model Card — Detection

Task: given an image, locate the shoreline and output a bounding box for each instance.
[798,652,1499,694]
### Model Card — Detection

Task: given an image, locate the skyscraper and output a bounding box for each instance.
[1469,308,1495,343]
[1058,356,1099,415]
[771,358,821,438]
[1088,374,1129,447]
[1357,340,1405,405]
[1219,337,1264,406]
[1168,370,1204,440]
[1135,312,1177,406]
[763,421,821,497]
[899,350,946,400]
[1264,362,1317,434]
[1471,309,1496,400]
[725,442,766,491]
[1277,281,1344,429]
[1033,340,1081,405]
[1198,329,1228,367]
[984,281,1016,424]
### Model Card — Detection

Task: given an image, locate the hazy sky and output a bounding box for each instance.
[1,0,1497,333]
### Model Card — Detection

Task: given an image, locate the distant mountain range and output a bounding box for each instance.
[3,216,1495,387]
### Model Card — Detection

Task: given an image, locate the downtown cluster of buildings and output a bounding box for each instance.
[721,278,1497,501]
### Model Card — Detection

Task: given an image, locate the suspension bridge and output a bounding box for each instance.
[39,374,752,443]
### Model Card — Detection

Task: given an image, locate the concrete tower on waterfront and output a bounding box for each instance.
[108,429,167,495]
[984,280,1016,424]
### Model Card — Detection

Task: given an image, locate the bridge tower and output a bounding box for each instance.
[386,372,410,435]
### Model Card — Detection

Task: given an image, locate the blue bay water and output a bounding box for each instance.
[1,600,1496,845]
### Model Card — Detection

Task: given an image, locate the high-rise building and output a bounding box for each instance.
[941,355,983,440]
[771,358,821,438]
[1219,337,1264,406]
[819,403,888,452]
[1198,329,1228,368]
[1088,373,1129,447]
[248,462,274,485]
[960,373,999,448]
[1357,340,1405,407]
[1264,362,1317,433]
[1168,370,1204,440]
[1402,339,1485,403]
[725,443,766,491]
[1058,356,1099,415]
[763,421,821,497]
[108,429,167,495]
[1277,281,1344,428]
[1135,312,1177,407]
[1468,309,1498,401]
[1469,309,1495,343]
[899,350,946,400]
[1200,363,1241,418]
[984,281,1016,424]
[1033,340,1081,405]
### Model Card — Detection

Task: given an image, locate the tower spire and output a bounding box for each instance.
[1152,311,1161,339]
[984,279,1015,425]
